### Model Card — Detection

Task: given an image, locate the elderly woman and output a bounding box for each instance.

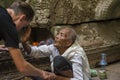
[22,26,91,80]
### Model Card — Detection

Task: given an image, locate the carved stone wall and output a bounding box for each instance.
[1,0,120,49]
[26,0,51,27]
[49,0,98,24]
[27,0,99,26]
[26,0,120,49]
[0,1,120,75]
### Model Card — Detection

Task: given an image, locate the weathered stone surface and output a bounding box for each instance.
[49,0,98,24]
[26,0,120,49]
[27,0,98,26]
[26,0,51,27]
[95,0,120,20]
[0,1,120,79]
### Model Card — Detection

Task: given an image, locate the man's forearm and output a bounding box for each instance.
[8,48,42,76]
[21,61,56,79]
[8,48,56,79]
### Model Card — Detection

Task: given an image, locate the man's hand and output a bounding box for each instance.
[42,70,56,80]
[21,26,31,43]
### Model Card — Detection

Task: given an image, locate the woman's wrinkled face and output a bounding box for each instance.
[54,28,71,48]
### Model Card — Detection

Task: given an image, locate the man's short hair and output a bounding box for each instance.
[9,1,34,21]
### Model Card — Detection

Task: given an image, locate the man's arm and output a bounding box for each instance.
[8,47,56,80]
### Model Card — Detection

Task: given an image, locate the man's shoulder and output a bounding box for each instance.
[0,6,12,20]
[0,6,7,15]
[0,6,5,10]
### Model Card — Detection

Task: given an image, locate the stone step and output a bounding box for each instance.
[85,44,120,68]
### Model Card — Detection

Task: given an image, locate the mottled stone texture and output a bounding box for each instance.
[1,0,120,49]
[0,1,120,74]
[26,0,120,49]
[27,0,99,26]
[26,0,51,27]
[49,0,98,24]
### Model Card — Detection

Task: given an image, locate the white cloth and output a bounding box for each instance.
[30,41,90,80]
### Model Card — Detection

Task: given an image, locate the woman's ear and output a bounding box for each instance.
[66,40,73,47]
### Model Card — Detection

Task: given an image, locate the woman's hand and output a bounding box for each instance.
[42,70,56,80]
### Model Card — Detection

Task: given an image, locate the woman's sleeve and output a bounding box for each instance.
[70,54,84,80]
[30,45,52,58]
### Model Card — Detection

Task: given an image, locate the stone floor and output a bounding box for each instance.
[92,61,120,80]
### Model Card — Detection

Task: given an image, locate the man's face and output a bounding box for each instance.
[14,14,30,31]
[16,20,30,31]
[54,28,71,48]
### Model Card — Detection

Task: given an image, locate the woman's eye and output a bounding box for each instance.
[61,34,65,37]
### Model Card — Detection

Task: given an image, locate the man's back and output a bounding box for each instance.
[0,6,19,48]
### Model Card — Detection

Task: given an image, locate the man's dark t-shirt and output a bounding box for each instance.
[0,6,19,48]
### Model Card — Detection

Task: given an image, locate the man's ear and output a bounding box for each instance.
[19,14,26,21]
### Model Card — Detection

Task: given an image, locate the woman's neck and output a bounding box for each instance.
[57,47,68,55]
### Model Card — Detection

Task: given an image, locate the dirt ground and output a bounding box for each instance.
[92,61,120,80]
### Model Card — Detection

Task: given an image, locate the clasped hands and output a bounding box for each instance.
[42,70,56,80]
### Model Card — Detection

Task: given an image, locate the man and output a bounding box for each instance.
[22,26,91,80]
[0,1,55,80]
